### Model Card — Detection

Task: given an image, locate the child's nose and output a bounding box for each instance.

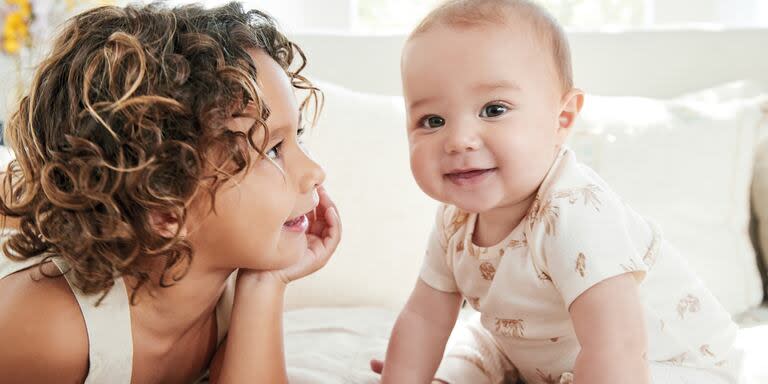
[444,123,482,154]
[298,151,325,194]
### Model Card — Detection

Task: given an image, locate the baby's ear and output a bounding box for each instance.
[558,89,585,130]
[149,211,186,239]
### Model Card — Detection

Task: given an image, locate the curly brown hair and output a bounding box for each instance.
[0,2,321,303]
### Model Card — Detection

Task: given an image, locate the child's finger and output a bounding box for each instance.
[317,185,337,218]
[321,205,341,254]
[308,210,326,237]
[308,185,334,236]
[316,185,341,236]
[369,359,384,374]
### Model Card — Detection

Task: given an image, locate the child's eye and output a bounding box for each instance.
[266,141,283,160]
[419,115,446,129]
[479,103,509,118]
[297,127,308,150]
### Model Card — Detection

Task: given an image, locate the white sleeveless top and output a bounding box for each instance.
[0,231,236,384]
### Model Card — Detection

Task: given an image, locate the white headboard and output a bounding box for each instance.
[293,28,768,98]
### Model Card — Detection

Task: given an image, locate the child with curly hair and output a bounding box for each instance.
[0,2,340,383]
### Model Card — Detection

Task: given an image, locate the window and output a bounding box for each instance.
[232,0,768,33]
[153,0,768,33]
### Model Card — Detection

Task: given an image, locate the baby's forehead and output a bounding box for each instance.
[406,2,572,92]
[409,14,551,56]
[403,21,556,78]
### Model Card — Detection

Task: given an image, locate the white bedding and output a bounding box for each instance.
[285,307,395,384]
[285,307,768,384]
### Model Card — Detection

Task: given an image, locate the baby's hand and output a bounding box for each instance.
[271,185,341,284]
[559,372,574,384]
[369,359,448,384]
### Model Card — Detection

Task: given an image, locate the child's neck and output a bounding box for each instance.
[125,260,234,344]
[473,192,536,247]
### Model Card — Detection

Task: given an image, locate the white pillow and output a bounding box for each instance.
[751,136,768,297]
[286,82,437,310]
[288,80,768,316]
[568,81,768,315]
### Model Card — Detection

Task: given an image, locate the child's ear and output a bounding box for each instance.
[558,88,585,132]
[149,211,186,239]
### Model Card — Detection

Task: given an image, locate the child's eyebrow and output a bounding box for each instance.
[472,81,521,92]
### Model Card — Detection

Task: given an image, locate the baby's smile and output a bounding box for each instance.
[443,167,498,187]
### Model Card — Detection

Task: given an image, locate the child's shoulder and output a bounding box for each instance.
[0,264,88,380]
[528,148,631,236]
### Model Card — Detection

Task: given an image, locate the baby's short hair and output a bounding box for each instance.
[411,0,573,92]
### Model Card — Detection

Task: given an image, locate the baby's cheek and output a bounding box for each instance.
[410,162,442,202]
[410,153,433,181]
[500,160,544,195]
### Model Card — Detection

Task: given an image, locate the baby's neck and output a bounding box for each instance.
[473,193,536,247]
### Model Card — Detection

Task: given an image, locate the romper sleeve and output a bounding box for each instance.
[530,183,653,309]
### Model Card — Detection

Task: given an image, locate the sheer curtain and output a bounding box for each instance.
[212,0,768,32]
[120,0,768,32]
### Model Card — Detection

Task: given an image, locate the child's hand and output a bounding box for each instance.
[270,185,341,284]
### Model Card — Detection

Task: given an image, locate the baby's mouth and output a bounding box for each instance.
[444,167,497,186]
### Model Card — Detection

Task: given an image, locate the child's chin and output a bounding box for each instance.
[281,239,308,262]
[261,251,302,271]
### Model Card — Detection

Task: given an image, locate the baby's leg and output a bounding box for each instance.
[434,312,520,384]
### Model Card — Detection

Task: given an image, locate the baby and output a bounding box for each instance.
[379,1,743,383]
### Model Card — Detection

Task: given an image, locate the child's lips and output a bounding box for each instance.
[283,214,309,233]
[444,168,497,186]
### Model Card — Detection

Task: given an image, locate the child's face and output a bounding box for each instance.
[187,49,325,271]
[402,23,578,214]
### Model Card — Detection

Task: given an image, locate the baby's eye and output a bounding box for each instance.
[420,115,446,129]
[479,103,509,118]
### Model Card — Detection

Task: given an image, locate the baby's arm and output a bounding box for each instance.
[381,279,463,384]
[530,179,656,384]
[569,273,649,384]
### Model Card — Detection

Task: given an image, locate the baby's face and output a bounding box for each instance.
[402,22,571,214]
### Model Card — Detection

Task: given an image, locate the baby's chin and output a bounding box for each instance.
[440,191,504,214]
[419,186,492,213]
[450,199,499,214]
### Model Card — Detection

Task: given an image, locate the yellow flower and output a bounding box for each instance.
[4,39,19,54]
[2,0,33,55]
[2,0,115,55]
